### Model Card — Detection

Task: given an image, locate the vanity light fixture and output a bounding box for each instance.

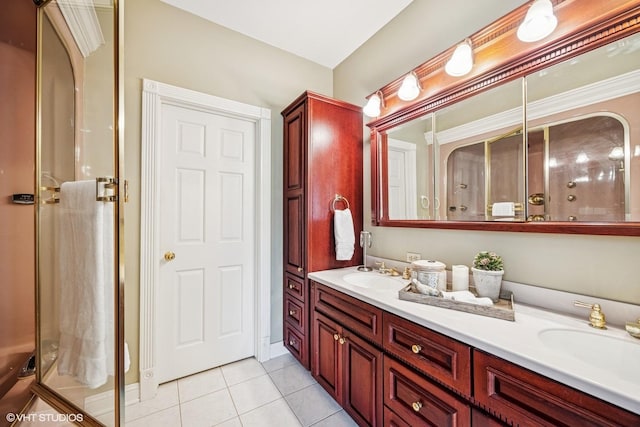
[363,91,384,118]
[398,71,422,101]
[445,39,474,77]
[517,0,558,43]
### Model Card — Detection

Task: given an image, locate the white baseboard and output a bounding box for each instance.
[269,341,288,359]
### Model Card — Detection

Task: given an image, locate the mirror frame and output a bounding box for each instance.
[367,0,640,236]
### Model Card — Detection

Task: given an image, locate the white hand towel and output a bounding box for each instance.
[334,208,355,261]
[56,180,129,388]
[492,202,515,217]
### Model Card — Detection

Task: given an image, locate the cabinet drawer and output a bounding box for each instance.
[284,292,305,333]
[383,406,411,427]
[471,408,507,427]
[383,312,471,395]
[474,350,640,427]
[312,282,383,345]
[384,356,471,427]
[284,273,306,302]
[284,322,308,368]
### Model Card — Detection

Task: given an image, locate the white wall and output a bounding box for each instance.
[334,0,640,304]
[124,0,333,383]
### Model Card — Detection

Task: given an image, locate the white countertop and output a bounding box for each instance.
[308,266,640,414]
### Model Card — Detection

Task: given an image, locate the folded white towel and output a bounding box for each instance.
[492,202,515,217]
[442,291,494,306]
[334,208,355,261]
[56,180,129,388]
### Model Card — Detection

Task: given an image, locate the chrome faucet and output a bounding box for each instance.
[574,301,607,329]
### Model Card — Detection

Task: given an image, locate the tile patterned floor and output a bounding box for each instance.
[124,353,357,427]
[24,353,357,426]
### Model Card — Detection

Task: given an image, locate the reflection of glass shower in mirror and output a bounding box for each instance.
[437,78,525,221]
[36,0,121,425]
[526,31,639,222]
[529,115,626,222]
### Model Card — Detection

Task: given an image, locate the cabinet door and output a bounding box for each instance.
[284,192,305,277]
[342,332,383,427]
[311,311,342,402]
[283,102,306,278]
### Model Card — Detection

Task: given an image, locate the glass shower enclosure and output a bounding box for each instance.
[33,0,124,425]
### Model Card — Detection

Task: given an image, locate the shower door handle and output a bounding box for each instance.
[164,251,176,261]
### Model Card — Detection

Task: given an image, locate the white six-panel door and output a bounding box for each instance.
[157,103,255,383]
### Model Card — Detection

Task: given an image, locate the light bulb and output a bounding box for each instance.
[398,72,421,101]
[517,0,558,42]
[363,93,382,117]
[445,40,473,77]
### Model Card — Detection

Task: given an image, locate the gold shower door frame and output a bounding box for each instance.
[32,0,125,426]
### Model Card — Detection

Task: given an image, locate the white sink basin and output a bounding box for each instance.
[538,328,640,382]
[342,272,406,291]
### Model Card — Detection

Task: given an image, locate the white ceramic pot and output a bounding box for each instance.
[471,267,504,302]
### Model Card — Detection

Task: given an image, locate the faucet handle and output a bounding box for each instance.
[402,267,412,280]
[574,301,607,329]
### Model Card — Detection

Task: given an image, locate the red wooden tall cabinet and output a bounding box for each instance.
[282,91,363,368]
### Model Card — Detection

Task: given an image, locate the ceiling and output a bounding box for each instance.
[160,0,414,69]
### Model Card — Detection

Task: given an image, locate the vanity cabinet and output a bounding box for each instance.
[282,91,363,368]
[474,350,640,427]
[311,282,383,426]
[309,279,639,426]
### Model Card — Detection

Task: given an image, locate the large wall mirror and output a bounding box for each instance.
[369,0,640,235]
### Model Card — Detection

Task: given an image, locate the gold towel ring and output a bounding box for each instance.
[332,194,350,211]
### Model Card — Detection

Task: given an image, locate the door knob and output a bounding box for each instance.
[164,251,176,261]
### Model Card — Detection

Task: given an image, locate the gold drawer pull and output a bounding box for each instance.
[289,339,296,346]
[288,283,296,289]
[289,310,297,316]
[339,337,347,345]
[297,267,303,272]
[412,401,423,412]
[334,334,340,341]
[411,344,422,354]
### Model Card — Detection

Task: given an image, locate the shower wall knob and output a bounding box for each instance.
[164,251,176,261]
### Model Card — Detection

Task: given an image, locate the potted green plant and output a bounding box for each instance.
[471,251,504,302]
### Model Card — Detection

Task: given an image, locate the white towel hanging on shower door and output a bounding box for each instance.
[56,180,128,389]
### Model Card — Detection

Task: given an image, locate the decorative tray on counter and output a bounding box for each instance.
[398,284,515,321]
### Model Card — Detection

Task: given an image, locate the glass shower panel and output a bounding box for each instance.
[436,78,524,221]
[37,1,119,425]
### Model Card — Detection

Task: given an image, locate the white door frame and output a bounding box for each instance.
[139,79,271,400]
